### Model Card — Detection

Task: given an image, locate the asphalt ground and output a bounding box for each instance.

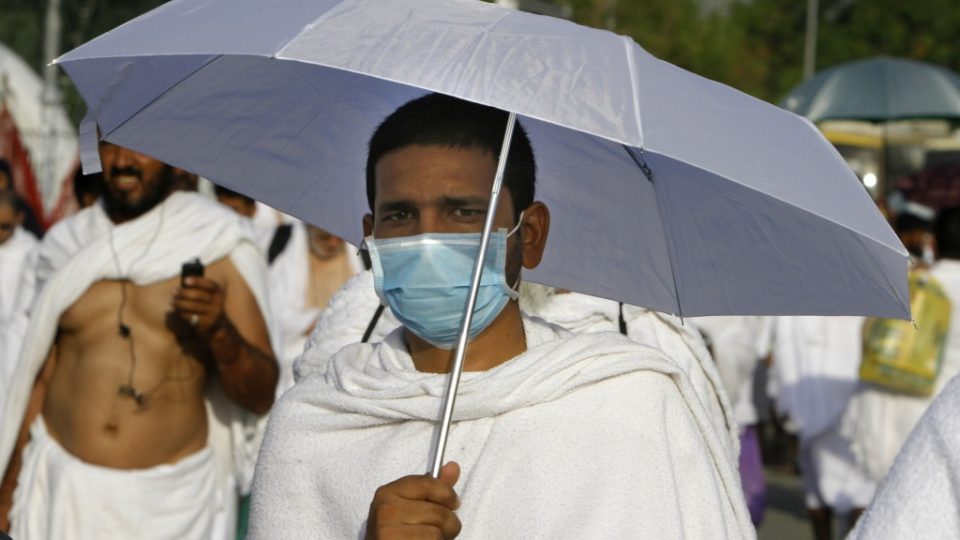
[757,466,811,540]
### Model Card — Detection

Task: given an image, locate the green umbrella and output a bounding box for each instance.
[780,56,960,123]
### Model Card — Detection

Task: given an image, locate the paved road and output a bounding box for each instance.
[757,467,810,540]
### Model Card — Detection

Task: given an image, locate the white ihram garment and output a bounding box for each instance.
[0,226,38,385]
[1,192,280,539]
[690,316,763,426]
[294,277,736,462]
[268,222,361,396]
[11,419,219,540]
[848,373,960,540]
[250,316,754,539]
[772,316,875,511]
[841,259,960,482]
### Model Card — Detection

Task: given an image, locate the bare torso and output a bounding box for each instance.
[42,259,232,469]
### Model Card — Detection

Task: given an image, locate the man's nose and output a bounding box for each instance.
[415,210,443,235]
[111,146,137,168]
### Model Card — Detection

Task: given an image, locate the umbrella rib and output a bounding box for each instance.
[623,145,683,318]
[622,38,645,146]
[100,54,224,143]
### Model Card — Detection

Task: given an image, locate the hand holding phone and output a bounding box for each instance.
[181,258,205,287]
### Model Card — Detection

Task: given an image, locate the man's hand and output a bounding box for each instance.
[366,462,462,539]
[173,276,226,336]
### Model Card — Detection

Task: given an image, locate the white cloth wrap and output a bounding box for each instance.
[770,316,864,440]
[269,223,362,397]
[841,259,960,482]
[690,316,763,426]
[769,316,876,509]
[0,226,38,387]
[295,276,737,462]
[849,372,960,539]
[293,270,398,381]
[0,226,38,320]
[250,316,754,539]
[1,192,280,535]
[10,418,229,540]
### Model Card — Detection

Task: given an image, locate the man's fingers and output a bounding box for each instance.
[172,298,216,314]
[374,475,459,510]
[182,276,220,292]
[372,499,461,539]
[174,288,216,303]
[375,524,447,540]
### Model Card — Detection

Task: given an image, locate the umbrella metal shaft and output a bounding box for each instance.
[430,112,517,478]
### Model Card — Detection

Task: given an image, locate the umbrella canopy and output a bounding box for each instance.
[780,56,960,123]
[56,0,909,319]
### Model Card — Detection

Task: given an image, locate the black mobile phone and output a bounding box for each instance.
[181,258,205,286]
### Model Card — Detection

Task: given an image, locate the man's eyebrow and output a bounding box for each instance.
[376,199,417,215]
[439,195,488,207]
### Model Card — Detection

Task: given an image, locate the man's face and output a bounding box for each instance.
[364,145,524,282]
[99,142,173,220]
[216,194,256,217]
[0,205,17,245]
[307,225,345,260]
[0,171,10,191]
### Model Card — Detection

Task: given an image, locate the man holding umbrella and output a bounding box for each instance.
[249,94,753,539]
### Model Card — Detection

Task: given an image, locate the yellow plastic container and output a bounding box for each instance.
[860,270,951,396]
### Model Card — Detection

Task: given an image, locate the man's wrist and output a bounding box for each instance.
[202,315,242,367]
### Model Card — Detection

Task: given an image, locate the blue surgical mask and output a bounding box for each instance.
[366,219,522,349]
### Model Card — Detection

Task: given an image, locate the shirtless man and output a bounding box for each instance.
[0,142,278,539]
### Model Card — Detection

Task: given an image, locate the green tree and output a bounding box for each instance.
[0,0,166,123]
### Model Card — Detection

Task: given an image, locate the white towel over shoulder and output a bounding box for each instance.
[296,281,736,461]
[251,316,754,539]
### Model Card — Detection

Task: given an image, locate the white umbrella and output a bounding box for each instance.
[55,0,910,473]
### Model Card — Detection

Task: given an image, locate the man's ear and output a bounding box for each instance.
[521,201,550,269]
[362,213,374,237]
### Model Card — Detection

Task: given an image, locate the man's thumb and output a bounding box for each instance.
[439,461,460,488]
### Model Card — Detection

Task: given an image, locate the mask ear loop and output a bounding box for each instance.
[506,210,524,293]
[506,210,524,238]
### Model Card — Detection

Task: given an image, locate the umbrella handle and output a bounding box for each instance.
[430,112,518,479]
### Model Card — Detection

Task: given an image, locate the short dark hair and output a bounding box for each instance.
[895,212,932,235]
[214,184,254,204]
[935,206,960,259]
[366,93,536,220]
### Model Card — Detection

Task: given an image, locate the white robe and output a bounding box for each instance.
[294,277,737,463]
[0,225,38,320]
[841,259,960,483]
[0,226,38,385]
[771,316,875,511]
[268,223,362,396]
[250,316,755,539]
[11,418,222,540]
[690,316,763,427]
[1,192,280,539]
[848,372,960,539]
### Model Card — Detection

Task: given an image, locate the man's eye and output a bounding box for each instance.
[383,211,412,222]
[453,208,484,218]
